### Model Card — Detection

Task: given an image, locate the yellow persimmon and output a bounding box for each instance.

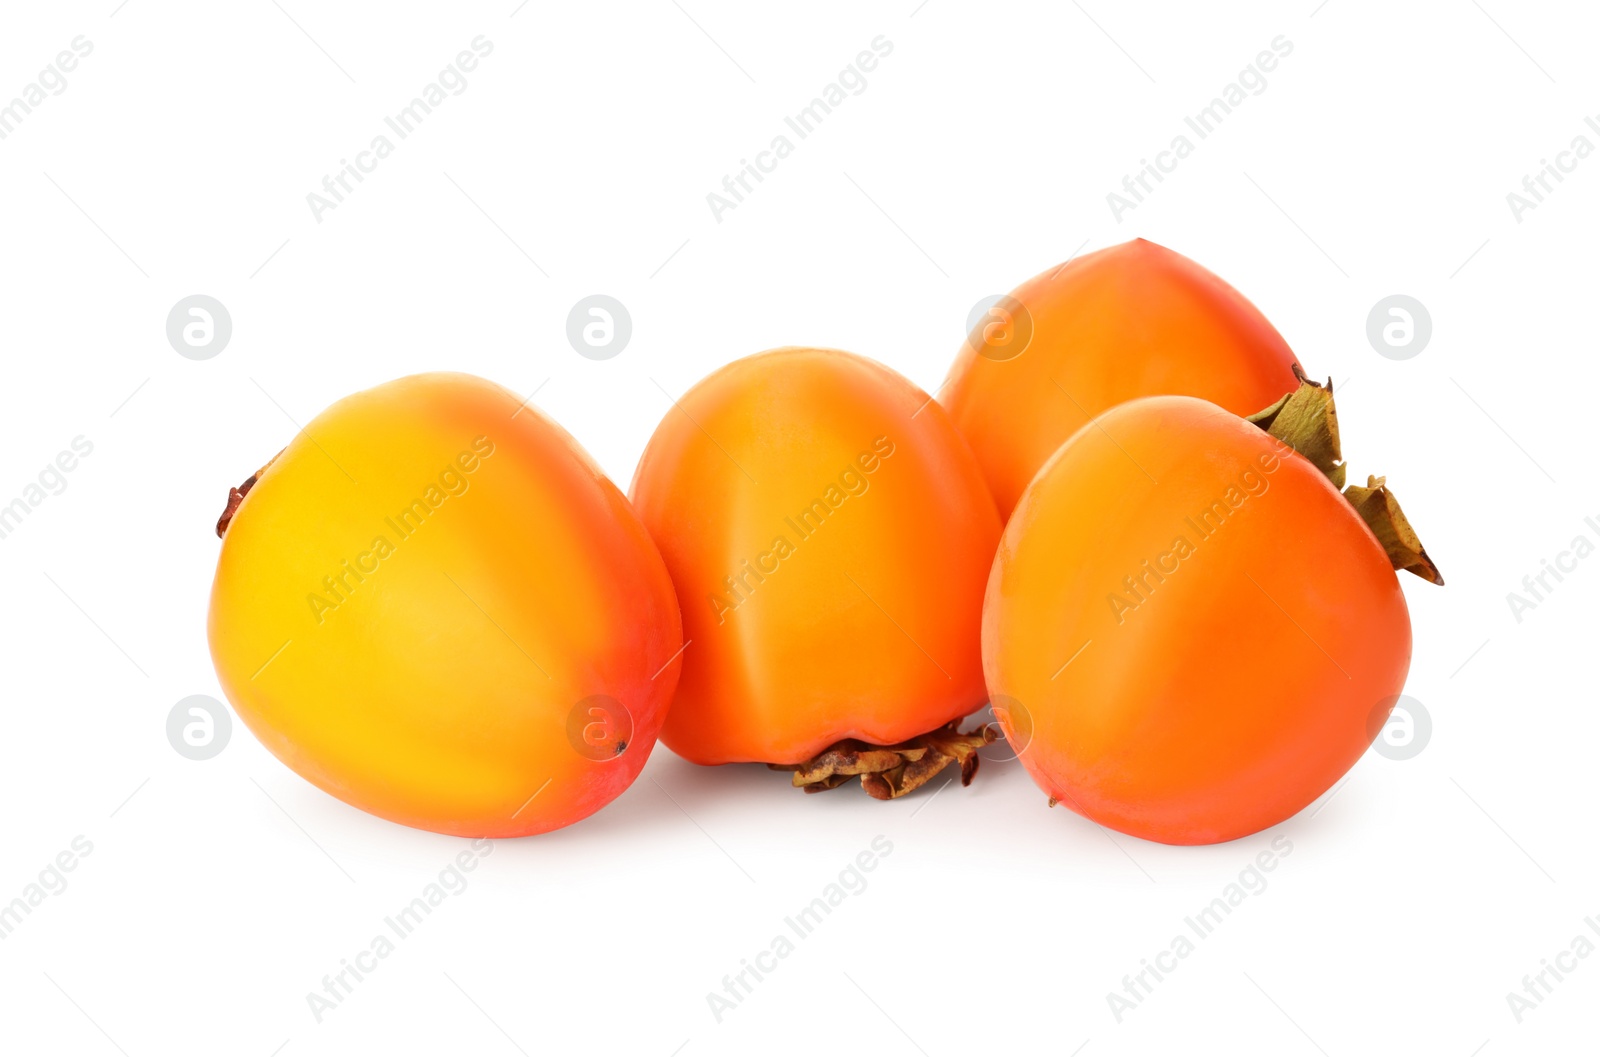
[208,372,682,837]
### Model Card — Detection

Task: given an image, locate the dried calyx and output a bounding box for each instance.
[215,451,283,539]
[769,721,996,800]
[1246,367,1443,585]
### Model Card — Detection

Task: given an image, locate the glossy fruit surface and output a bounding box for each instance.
[941,238,1303,519]
[208,372,682,837]
[630,348,1002,766]
[983,395,1411,844]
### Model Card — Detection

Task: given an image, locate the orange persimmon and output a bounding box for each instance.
[983,378,1441,844]
[629,348,1003,796]
[941,238,1303,519]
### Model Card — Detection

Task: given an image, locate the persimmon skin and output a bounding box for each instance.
[941,238,1303,519]
[984,396,1411,845]
[630,348,1002,766]
[208,373,682,838]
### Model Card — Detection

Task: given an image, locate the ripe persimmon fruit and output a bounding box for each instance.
[208,372,683,837]
[983,372,1441,844]
[629,348,1003,798]
[941,238,1303,519]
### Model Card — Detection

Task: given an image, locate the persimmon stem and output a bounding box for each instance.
[215,450,283,538]
[1247,376,1442,585]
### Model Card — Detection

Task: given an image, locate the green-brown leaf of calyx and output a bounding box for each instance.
[1343,475,1444,585]
[1244,365,1346,489]
[1246,371,1442,585]
[768,721,997,800]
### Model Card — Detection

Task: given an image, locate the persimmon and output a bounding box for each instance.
[983,374,1441,844]
[208,372,682,837]
[941,238,1303,519]
[629,348,1002,797]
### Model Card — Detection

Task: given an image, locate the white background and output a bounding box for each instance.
[0,1,1594,1054]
